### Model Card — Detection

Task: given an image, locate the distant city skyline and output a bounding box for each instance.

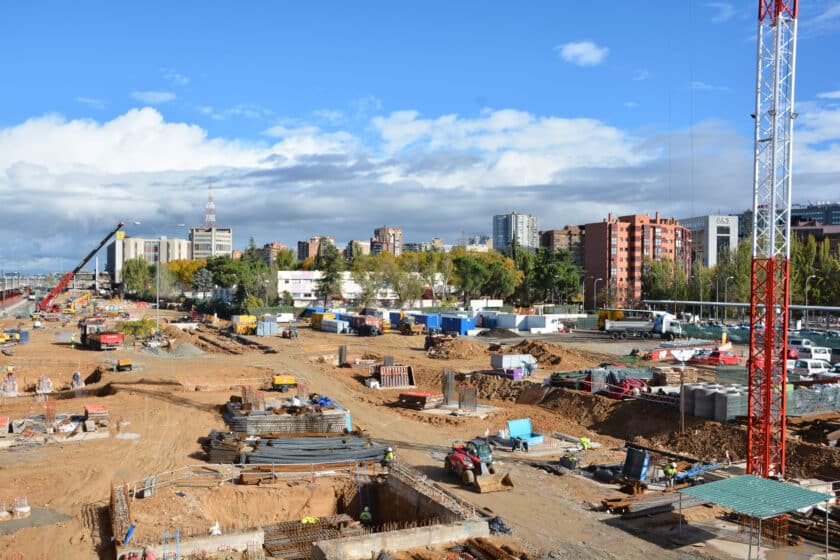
[2,2,840,272]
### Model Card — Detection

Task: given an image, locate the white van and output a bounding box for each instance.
[798,346,832,361]
[792,359,832,379]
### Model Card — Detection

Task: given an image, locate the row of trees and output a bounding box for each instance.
[641,235,840,317]
[119,237,588,310]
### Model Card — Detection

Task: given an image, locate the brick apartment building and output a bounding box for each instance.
[539,226,585,267]
[583,212,692,307]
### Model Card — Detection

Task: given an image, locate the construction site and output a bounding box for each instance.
[0,280,837,560]
[2,1,840,560]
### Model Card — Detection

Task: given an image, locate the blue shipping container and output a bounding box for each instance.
[441,315,476,335]
[301,307,325,318]
[389,312,402,329]
[414,314,441,330]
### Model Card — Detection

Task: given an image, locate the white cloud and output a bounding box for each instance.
[633,70,651,81]
[555,41,609,67]
[690,81,729,92]
[352,96,384,118]
[161,68,190,86]
[1,102,838,272]
[705,2,736,23]
[624,101,639,109]
[817,90,840,99]
[198,103,274,120]
[75,97,106,110]
[131,91,176,104]
[313,109,344,124]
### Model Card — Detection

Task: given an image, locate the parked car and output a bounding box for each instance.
[707,351,740,366]
[689,349,714,364]
[788,338,815,350]
[792,359,833,379]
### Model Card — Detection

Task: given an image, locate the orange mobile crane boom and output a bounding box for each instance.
[37,221,125,313]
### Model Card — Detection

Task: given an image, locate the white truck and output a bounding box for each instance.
[603,313,683,341]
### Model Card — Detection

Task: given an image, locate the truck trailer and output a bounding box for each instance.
[603,312,682,341]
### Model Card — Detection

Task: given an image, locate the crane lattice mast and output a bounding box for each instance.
[747,0,799,478]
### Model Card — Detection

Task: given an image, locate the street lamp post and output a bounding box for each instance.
[156,236,166,335]
[593,277,603,310]
[724,276,734,324]
[805,274,817,328]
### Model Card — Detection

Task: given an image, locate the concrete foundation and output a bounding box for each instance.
[116,527,264,559]
[312,519,489,560]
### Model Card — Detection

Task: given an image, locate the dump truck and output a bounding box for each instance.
[444,441,513,493]
[271,374,297,392]
[603,312,683,341]
[79,317,124,350]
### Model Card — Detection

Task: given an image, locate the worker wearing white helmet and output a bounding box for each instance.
[664,461,678,489]
[360,506,372,527]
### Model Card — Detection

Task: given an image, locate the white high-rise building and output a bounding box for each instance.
[493,212,538,252]
[679,214,739,268]
[106,234,190,284]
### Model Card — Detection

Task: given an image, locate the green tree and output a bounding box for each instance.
[351,254,389,308]
[532,248,581,304]
[315,243,344,306]
[122,257,150,294]
[453,255,490,305]
[192,267,215,298]
[280,290,294,307]
[274,248,296,270]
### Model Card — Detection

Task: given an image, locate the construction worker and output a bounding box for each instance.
[359,506,372,527]
[664,462,678,489]
[70,333,76,349]
[383,446,394,465]
[578,437,591,451]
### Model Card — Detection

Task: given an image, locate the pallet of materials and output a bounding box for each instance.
[374,364,415,388]
[84,405,110,427]
[398,391,444,410]
[651,366,698,386]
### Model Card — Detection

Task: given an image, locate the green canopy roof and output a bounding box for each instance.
[679,475,831,519]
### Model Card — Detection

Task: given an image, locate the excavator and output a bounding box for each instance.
[37,222,125,313]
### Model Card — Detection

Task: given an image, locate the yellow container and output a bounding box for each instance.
[311,312,335,330]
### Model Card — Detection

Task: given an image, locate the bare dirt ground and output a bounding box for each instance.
[0,310,834,559]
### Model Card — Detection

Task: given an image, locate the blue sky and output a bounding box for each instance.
[1,1,839,272]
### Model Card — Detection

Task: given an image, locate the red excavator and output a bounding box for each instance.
[37,222,125,313]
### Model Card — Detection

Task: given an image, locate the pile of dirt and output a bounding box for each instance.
[504,339,606,371]
[467,374,532,401]
[169,342,205,358]
[477,328,521,339]
[429,338,484,360]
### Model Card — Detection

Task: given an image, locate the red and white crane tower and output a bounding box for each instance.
[747,0,799,478]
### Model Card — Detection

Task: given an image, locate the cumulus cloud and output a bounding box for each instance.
[131,90,176,104]
[555,41,609,67]
[817,90,840,99]
[1,101,838,272]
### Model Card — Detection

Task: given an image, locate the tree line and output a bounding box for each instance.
[120,238,584,312]
[641,234,840,319]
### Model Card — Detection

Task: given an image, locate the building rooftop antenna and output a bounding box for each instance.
[204,184,217,228]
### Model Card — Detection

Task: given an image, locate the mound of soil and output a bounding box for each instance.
[467,374,532,401]
[478,328,521,339]
[504,339,605,370]
[430,338,484,360]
